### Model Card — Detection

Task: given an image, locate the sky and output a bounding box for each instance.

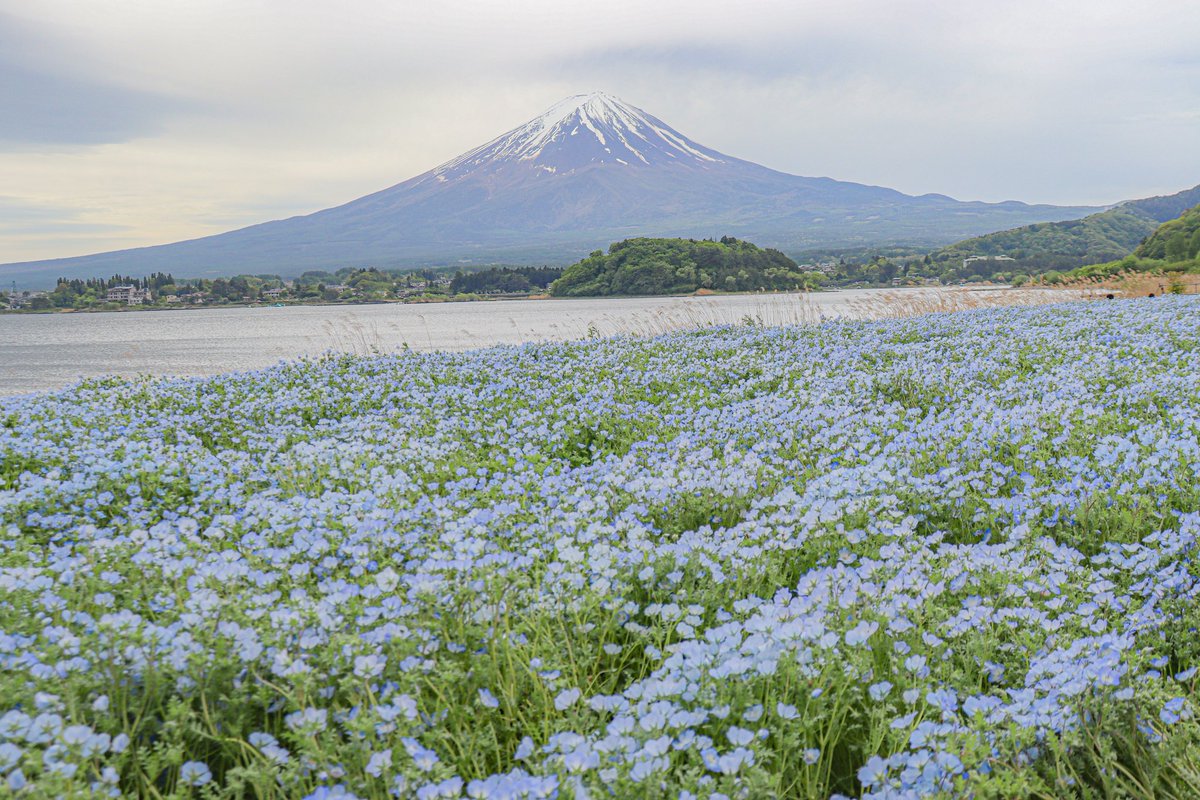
[2,0,1199,264]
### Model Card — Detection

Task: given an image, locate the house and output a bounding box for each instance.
[962,254,1015,271]
[106,285,149,305]
[262,287,285,299]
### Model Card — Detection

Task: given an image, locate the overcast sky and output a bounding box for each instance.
[2,0,1199,264]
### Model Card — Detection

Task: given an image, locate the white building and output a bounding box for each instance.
[106,285,149,305]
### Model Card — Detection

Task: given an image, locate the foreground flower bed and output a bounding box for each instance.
[2,297,1199,799]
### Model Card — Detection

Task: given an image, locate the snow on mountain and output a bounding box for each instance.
[422,92,724,184]
[0,92,1103,284]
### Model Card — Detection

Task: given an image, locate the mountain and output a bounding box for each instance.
[2,92,1104,286]
[925,184,1200,275]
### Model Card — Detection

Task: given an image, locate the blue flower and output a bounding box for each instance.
[554,688,581,711]
[1161,698,1190,725]
[477,688,500,709]
[857,755,888,787]
[868,681,893,701]
[179,761,212,787]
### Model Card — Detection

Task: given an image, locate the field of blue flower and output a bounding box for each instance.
[2,297,1200,799]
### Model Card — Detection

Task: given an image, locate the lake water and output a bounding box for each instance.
[0,287,1094,396]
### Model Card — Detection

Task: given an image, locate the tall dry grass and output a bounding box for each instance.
[1072,272,1200,297]
[592,287,1111,338]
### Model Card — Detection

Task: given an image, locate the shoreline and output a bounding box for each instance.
[0,282,1026,317]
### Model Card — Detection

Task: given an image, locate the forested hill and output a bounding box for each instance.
[924,184,1200,276]
[548,237,822,297]
[1134,204,1200,262]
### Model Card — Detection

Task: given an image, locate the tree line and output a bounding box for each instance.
[550,236,823,297]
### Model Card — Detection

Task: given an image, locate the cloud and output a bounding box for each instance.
[0,60,185,146]
[0,11,191,146]
[0,0,1197,261]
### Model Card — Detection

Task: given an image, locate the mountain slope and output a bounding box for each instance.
[1134,202,1200,262]
[926,184,1200,273]
[2,92,1103,286]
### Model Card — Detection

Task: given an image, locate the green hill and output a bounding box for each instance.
[1135,204,1200,262]
[924,184,1200,279]
[549,236,821,297]
[1069,203,1200,281]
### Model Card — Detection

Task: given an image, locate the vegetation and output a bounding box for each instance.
[1136,203,1200,262]
[926,206,1159,272]
[4,266,567,312]
[919,184,1200,283]
[449,266,562,295]
[550,236,824,297]
[1068,204,1200,285]
[2,299,1200,798]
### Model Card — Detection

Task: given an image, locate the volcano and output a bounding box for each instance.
[2,92,1101,283]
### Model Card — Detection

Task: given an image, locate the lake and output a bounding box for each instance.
[0,287,1095,396]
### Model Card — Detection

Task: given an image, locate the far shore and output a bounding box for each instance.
[0,281,1058,317]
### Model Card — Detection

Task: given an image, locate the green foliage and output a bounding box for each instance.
[924,186,1200,281]
[927,208,1161,275]
[1067,205,1200,281]
[9,263,570,314]
[1135,204,1200,263]
[550,236,822,297]
[449,266,562,295]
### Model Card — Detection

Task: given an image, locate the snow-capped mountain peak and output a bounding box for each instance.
[0,90,1103,283]
[428,92,726,183]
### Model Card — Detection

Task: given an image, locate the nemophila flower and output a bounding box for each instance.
[179,761,212,787]
[24,712,63,745]
[402,738,441,771]
[7,770,25,792]
[0,712,30,740]
[858,755,888,786]
[366,749,392,777]
[725,726,755,747]
[1161,698,1190,725]
[803,748,821,765]
[416,776,463,799]
[630,755,669,782]
[845,620,878,646]
[0,743,21,771]
[926,689,958,715]
[304,786,360,800]
[554,688,581,711]
[562,746,599,773]
[701,746,755,775]
[3,299,1200,795]
[514,737,535,761]
[285,708,328,733]
[869,681,893,701]
[353,654,386,678]
[477,688,500,709]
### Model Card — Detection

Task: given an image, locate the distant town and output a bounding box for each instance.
[3,268,505,312]
[0,258,873,313]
